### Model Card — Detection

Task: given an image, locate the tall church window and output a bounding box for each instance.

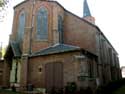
[17,12,25,43]
[36,7,48,40]
[58,15,63,43]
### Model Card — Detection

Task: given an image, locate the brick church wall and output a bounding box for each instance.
[63,12,97,55]
[28,51,81,88]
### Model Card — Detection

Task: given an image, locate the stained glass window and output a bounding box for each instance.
[17,12,25,43]
[37,7,48,40]
[58,15,63,43]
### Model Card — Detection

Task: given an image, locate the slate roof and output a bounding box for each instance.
[5,41,21,58]
[10,41,21,57]
[30,44,80,57]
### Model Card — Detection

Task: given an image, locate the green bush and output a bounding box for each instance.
[0,89,21,94]
[95,78,125,94]
[65,82,77,94]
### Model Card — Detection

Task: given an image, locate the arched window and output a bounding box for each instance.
[37,7,48,40]
[17,12,25,43]
[58,15,63,43]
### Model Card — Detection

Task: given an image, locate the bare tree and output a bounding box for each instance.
[0,0,10,22]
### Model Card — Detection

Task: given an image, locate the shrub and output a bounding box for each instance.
[65,82,77,94]
[95,78,125,94]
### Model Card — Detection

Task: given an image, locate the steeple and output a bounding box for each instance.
[83,0,91,17]
[83,0,95,24]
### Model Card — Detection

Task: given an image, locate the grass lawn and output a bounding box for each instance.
[113,86,125,94]
[0,89,21,94]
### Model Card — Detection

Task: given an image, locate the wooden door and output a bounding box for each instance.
[45,63,53,91]
[45,62,63,92]
[54,62,63,89]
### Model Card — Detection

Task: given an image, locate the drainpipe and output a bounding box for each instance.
[96,31,102,86]
[29,0,35,54]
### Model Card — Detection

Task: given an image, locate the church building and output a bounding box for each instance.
[2,0,121,92]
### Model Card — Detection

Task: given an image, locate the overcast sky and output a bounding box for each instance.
[0,0,125,67]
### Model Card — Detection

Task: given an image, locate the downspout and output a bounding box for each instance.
[96,31,102,86]
[99,32,104,85]
[29,0,35,54]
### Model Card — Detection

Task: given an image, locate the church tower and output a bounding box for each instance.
[83,0,95,24]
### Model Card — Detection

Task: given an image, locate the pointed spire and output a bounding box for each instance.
[83,0,91,17]
[83,0,95,24]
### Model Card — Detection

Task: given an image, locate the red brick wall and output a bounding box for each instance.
[28,51,81,88]
[11,0,98,55]
[11,1,66,53]
[63,12,97,55]
[2,60,11,87]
